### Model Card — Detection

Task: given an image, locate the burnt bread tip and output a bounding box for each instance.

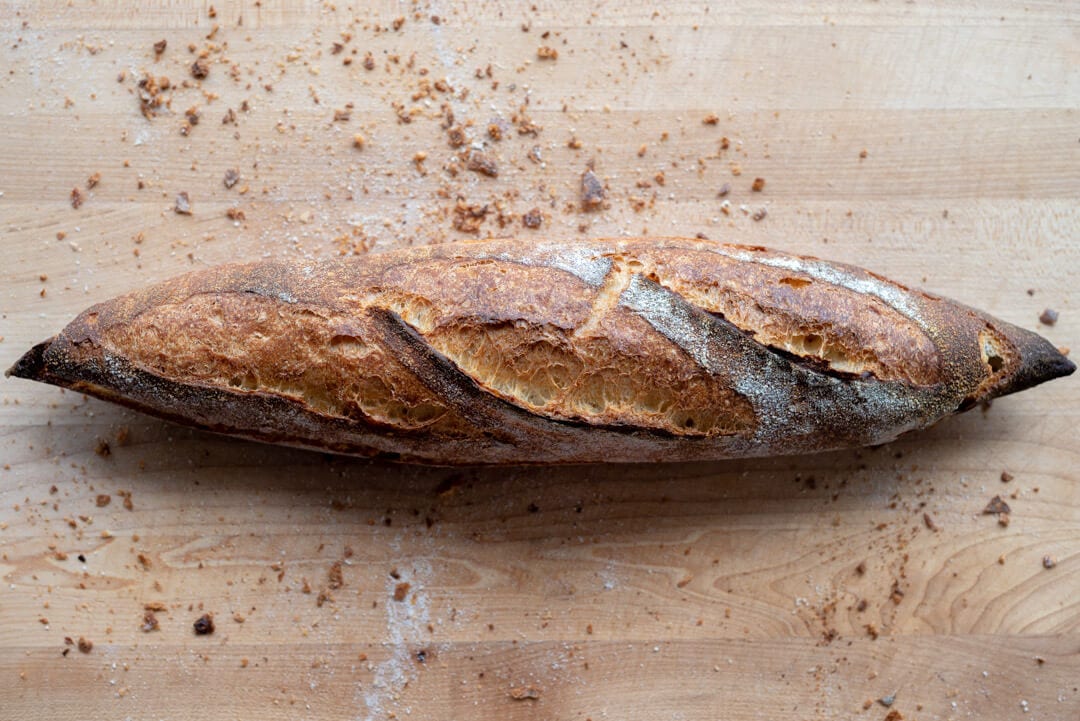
[7,238,1074,464]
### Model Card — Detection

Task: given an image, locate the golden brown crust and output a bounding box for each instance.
[7,238,1074,464]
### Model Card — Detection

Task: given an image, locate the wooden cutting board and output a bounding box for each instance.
[2,2,1077,719]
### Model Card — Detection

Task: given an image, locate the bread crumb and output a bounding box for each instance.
[95,494,111,507]
[191,59,209,79]
[86,172,101,189]
[223,169,240,189]
[522,208,543,229]
[1039,308,1059,326]
[1000,471,1014,483]
[352,133,366,149]
[1042,555,1057,569]
[581,169,604,210]
[510,685,541,700]
[77,637,93,653]
[702,113,719,125]
[141,611,159,632]
[751,177,765,192]
[193,613,215,635]
[392,582,411,602]
[174,192,192,215]
[537,46,558,60]
[70,187,84,209]
[983,495,1011,515]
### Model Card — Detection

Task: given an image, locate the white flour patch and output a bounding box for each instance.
[356,551,433,721]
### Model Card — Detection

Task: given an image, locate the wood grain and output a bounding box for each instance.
[2,1,1078,719]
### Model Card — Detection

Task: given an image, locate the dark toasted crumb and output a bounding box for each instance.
[316,590,332,607]
[884,711,904,721]
[983,495,1011,515]
[226,207,246,221]
[70,187,84,209]
[752,208,767,222]
[223,168,240,189]
[855,561,866,576]
[859,149,868,159]
[1039,308,1059,326]
[1000,470,1014,483]
[1042,555,1056,569]
[452,200,489,234]
[393,582,411,602]
[94,439,111,457]
[537,46,558,60]
[363,53,376,71]
[522,208,543,229]
[190,59,209,79]
[222,107,236,125]
[864,623,879,640]
[86,172,101,189]
[751,177,766,192]
[581,169,604,210]
[77,637,93,653]
[141,611,159,632]
[922,512,938,531]
[193,613,215,635]
[702,113,719,125]
[153,39,166,56]
[327,561,344,590]
[466,150,498,177]
[998,512,1011,528]
[509,685,541,700]
[137,553,152,569]
[174,192,192,214]
[95,494,111,507]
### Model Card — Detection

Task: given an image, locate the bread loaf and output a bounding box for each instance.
[7,238,1073,464]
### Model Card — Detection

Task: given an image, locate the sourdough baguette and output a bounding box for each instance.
[8,238,1074,464]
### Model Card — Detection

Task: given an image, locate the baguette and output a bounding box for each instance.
[7,238,1074,464]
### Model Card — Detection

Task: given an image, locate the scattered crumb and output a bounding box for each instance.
[983,496,1011,515]
[1039,308,1059,326]
[537,46,558,60]
[752,208,767,222]
[77,637,93,653]
[191,59,209,79]
[702,113,719,125]
[327,561,344,590]
[86,172,101,189]
[466,150,498,177]
[1042,555,1056,569]
[174,192,192,215]
[193,613,215,635]
[510,685,541,700]
[95,494,111,507]
[522,208,543,229]
[751,177,765,192]
[922,512,939,531]
[717,183,730,197]
[223,169,240,189]
[141,612,159,632]
[153,39,166,56]
[94,439,111,457]
[859,149,868,159]
[70,187,84,209]
[884,711,904,721]
[581,169,604,210]
[392,582,411,602]
[352,133,366,149]
[1000,471,1014,483]
[879,694,895,707]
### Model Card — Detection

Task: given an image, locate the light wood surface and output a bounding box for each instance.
[2,2,1078,719]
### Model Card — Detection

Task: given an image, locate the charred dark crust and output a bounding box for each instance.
[6,338,54,380]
